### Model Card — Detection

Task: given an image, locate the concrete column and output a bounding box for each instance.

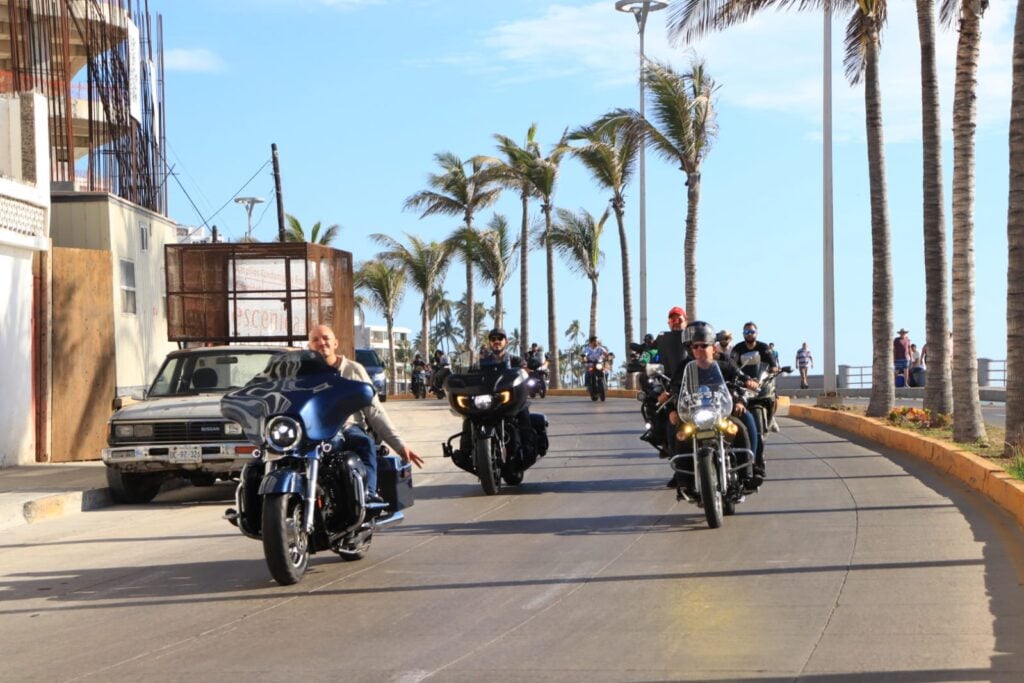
[977,358,991,387]
[838,364,851,389]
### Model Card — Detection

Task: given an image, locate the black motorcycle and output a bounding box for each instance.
[441,363,549,495]
[220,350,413,586]
[411,367,428,399]
[526,356,548,399]
[430,363,449,399]
[584,358,607,402]
[734,357,792,438]
[627,343,671,457]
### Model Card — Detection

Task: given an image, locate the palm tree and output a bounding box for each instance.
[568,117,641,386]
[669,1,893,417]
[565,319,583,385]
[1006,0,1024,455]
[598,58,718,318]
[917,0,953,416]
[475,213,519,329]
[370,233,451,360]
[404,152,502,368]
[945,0,988,443]
[547,208,606,340]
[490,125,543,356]
[284,214,341,245]
[454,295,489,357]
[520,133,570,388]
[354,260,406,396]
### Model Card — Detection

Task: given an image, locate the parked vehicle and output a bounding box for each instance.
[669,362,757,529]
[220,350,412,585]
[441,364,548,495]
[101,345,289,504]
[355,348,388,401]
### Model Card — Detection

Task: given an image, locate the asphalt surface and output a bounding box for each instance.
[3,397,1024,681]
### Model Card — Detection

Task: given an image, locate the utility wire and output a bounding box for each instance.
[206,159,273,223]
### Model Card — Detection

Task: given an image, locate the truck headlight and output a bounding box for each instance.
[224,422,243,436]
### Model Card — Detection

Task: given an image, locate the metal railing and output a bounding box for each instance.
[839,359,1006,389]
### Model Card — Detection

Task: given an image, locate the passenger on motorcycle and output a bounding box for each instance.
[729,321,780,432]
[476,328,537,459]
[308,325,425,502]
[526,343,548,371]
[668,321,765,491]
[581,336,610,390]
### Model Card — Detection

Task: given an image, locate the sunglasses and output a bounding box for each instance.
[691,343,711,349]
[743,329,757,335]
[489,336,505,342]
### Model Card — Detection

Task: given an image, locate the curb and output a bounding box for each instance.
[789,404,1024,531]
[22,488,114,524]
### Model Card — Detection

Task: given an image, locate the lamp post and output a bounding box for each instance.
[819,4,840,407]
[616,0,666,340]
[234,196,265,242]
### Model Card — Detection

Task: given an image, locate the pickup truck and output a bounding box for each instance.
[101,345,290,503]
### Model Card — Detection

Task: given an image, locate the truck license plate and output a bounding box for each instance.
[169,445,202,463]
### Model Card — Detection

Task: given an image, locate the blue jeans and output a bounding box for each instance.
[738,409,761,466]
[339,425,378,493]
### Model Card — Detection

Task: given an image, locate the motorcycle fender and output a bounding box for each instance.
[474,423,496,440]
[258,469,307,496]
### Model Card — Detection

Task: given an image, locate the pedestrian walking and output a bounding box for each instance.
[795,342,813,389]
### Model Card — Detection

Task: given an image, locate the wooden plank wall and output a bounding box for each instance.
[50,247,115,462]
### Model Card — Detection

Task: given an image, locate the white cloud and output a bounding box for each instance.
[164,48,225,73]
[453,1,1013,142]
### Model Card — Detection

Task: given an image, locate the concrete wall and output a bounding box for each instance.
[0,93,50,467]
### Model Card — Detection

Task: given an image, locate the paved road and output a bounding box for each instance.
[3,398,1024,681]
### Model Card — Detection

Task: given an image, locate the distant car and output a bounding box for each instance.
[355,348,388,401]
[101,345,289,503]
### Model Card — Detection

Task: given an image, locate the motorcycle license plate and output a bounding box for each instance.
[169,445,202,463]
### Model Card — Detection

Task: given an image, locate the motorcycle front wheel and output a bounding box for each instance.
[474,435,502,495]
[697,451,723,529]
[262,493,310,585]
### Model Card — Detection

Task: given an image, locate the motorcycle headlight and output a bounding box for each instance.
[265,416,302,452]
[693,409,716,430]
[472,394,494,410]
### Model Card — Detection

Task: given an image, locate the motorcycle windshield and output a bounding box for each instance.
[679,361,733,419]
[220,350,375,444]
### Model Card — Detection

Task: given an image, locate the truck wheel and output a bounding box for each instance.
[105,468,164,504]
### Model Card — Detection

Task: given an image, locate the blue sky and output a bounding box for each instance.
[161,0,1013,368]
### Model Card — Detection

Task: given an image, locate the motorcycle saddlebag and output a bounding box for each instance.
[530,413,549,456]
[378,454,414,511]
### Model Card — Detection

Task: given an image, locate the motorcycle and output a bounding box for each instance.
[669,362,756,529]
[584,358,607,402]
[220,350,413,586]
[441,363,549,495]
[430,363,450,399]
[526,356,548,399]
[734,356,792,438]
[627,343,671,458]
[411,367,428,399]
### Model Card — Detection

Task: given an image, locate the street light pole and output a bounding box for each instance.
[234,196,265,242]
[820,3,840,406]
[616,0,666,339]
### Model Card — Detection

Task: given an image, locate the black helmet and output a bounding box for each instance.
[488,328,507,340]
[643,333,654,343]
[434,349,443,355]
[588,335,598,343]
[685,320,716,345]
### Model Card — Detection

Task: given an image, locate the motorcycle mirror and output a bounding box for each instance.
[629,342,645,353]
[781,366,793,373]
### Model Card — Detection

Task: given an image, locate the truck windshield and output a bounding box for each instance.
[148,350,281,397]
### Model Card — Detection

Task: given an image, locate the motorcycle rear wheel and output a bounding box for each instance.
[262,493,310,585]
[698,453,724,529]
[474,435,502,495]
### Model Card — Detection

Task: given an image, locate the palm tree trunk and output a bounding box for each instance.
[421,300,430,362]
[465,260,475,367]
[520,190,530,357]
[916,0,953,416]
[386,316,397,396]
[545,205,560,389]
[863,27,895,418]
[494,284,503,329]
[614,203,636,390]
[951,0,988,443]
[589,278,598,340]
[1007,0,1024,455]
[684,173,701,319]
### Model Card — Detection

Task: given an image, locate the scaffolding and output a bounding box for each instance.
[1,0,167,214]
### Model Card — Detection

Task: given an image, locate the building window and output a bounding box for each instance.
[140,222,151,251]
[120,258,137,314]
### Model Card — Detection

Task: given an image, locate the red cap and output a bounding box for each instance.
[668,306,686,319]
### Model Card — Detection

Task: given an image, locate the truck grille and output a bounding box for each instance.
[114,421,236,445]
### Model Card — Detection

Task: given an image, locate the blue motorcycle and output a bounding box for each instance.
[221,350,413,585]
